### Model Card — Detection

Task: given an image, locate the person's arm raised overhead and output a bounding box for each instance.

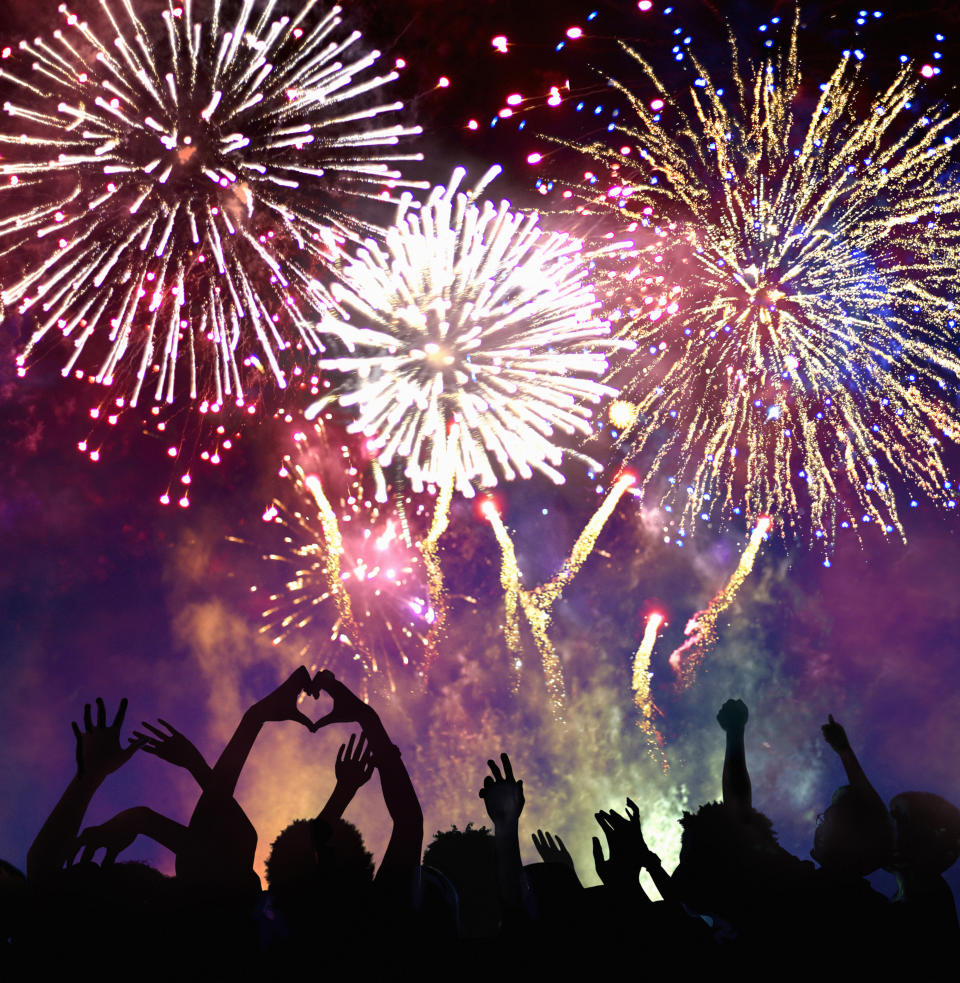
[28,697,144,879]
[716,698,752,818]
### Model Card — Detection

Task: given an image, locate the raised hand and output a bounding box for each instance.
[821,714,850,753]
[335,733,375,793]
[592,797,657,888]
[716,698,749,734]
[310,669,376,730]
[479,753,525,829]
[71,697,143,781]
[253,665,316,729]
[131,719,209,782]
[532,828,577,875]
[74,812,140,865]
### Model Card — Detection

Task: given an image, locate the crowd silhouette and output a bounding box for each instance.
[4,668,959,970]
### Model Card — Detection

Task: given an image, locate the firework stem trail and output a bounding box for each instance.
[667,516,771,689]
[302,472,364,657]
[418,461,456,678]
[485,473,637,719]
[632,611,669,769]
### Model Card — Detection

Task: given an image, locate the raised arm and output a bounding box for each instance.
[179,667,315,894]
[313,671,423,892]
[716,699,752,818]
[480,752,533,925]
[207,666,315,800]
[28,697,142,879]
[75,806,188,864]
[131,719,212,790]
[316,732,375,826]
[821,714,885,813]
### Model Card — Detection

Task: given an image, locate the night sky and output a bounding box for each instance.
[3,0,960,906]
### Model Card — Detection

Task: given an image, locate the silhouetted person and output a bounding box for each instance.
[671,699,813,950]
[888,791,960,947]
[479,752,535,934]
[423,825,499,938]
[265,670,423,949]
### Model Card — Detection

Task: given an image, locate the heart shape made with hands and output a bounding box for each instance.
[289,668,371,733]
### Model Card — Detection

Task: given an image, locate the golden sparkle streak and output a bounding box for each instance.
[418,458,456,675]
[667,516,771,689]
[2,0,424,408]
[557,11,960,545]
[484,473,638,718]
[632,611,669,768]
[302,473,363,652]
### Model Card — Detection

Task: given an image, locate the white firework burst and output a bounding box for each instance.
[0,0,424,410]
[317,165,626,495]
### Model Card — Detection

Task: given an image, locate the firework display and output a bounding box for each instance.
[317,165,625,497]
[1,0,423,410]
[558,13,960,544]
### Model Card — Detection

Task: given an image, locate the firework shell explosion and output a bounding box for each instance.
[258,444,430,696]
[316,165,628,497]
[558,14,960,546]
[1,0,423,414]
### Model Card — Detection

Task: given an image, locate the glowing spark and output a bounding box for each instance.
[2,1,424,410]
[558,13,960,544]
[668,516,771,688]
[319,166,625,496]
[608,399,640,431]
[485,473,637,717]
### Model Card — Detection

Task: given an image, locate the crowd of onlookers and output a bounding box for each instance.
[2,667,958,970]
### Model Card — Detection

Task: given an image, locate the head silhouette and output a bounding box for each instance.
[265,817,373,928]
[889,791,960,875]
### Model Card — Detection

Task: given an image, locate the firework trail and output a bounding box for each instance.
[558,12,960,544]
[483,472,637,718]
[1,0,423,412]
[417,450,456,674]
[632,610,667,766]
[318,165,627,497]
[668,515,771,689]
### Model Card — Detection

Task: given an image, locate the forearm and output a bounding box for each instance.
[837,747,884,810]
[208,706,265,799]
[129,807,189,855]
[28,773,100,879]
[645,856,674,903]
[494,825,532,918]
[186,758,213,791]
[317,783,357,825]
[722,731,752,813]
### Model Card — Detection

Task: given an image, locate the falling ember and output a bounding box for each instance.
[485,473,637,718]
[556,11,960,544]
[1,0,424,412]
[668,516,771,689]
[318,166,628,497]
[632,611,668,767]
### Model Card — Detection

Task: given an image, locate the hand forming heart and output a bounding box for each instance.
[257,667,375,733]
